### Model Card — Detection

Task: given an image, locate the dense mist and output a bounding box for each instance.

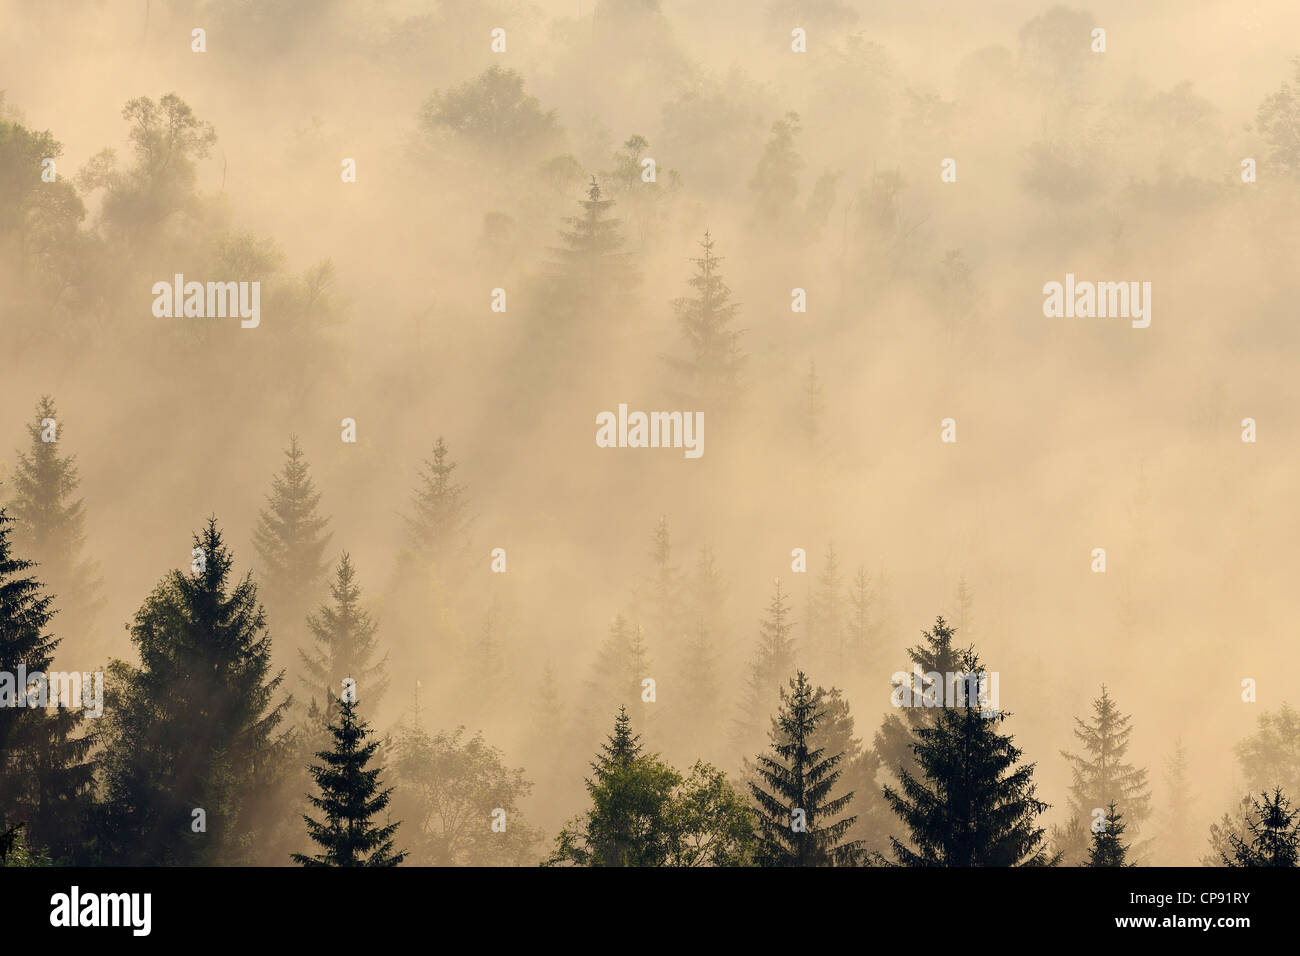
[3,0,1300,868]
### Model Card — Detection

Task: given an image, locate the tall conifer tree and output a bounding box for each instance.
[883,650,1057,867]
[749,671,862,866]
[293,696,405,867]
[9,396,103,658]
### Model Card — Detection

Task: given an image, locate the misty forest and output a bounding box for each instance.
[3,0,1300,868]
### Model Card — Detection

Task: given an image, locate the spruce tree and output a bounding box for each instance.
[546,707,679,867]
[300,552,388,710]
[1221,789,1300,867]
[749,671,862,866]
[9,396,103,658]
[844,565,876,681]
[672,618,721,748]
[546,176,638,324]
[811,684,893,858]
[100,518,291,865]
[804,542,844,674]
[253,435,331,657]
[404,436,473,567]
[733,579,798,760]
[873,616,963,789]
[883,650,1057,866]
[1087,801,1133,867]
[662,231,745,410]
[0,505,95,863]
[585,614,651,738]
[1156,739,1198,865]
[634,515,682,658]
[293,696,405,867]
[1061,686,1152,855]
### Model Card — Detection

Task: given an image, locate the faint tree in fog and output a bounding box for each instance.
[733,579,798,761]
[9,396,104,659]
[301,552,388,710]
[1061,687,1153,853]
[388,722,538,866]
[662,232,746,412]
[254,434,332,659]
[419,66,563,164]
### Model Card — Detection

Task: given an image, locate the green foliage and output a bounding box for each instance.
[100,519,290,865]
[547,708,755,866]
[0,503,95,863]
[294,696,406,867]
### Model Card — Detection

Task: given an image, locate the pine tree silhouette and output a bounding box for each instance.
[749,671,863,866]
[1222,788,1300,867]
[294,696,406,867]
[883,650,1057,866]
[1087,801,1133,867]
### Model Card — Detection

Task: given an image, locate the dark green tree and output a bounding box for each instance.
[0,505,95,863]
[546,707,678,867]
[293,696,405,867]
[100,518,291,865]
[9,396,104,658]
[300,552,388,709]
[547,708,755,867]
[749,671,862,866]
[874,616,964,789]
[1221,789,1299,867]
[253,435,332,658]
[1087,801,1133,867]
[883,651,1057,866]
